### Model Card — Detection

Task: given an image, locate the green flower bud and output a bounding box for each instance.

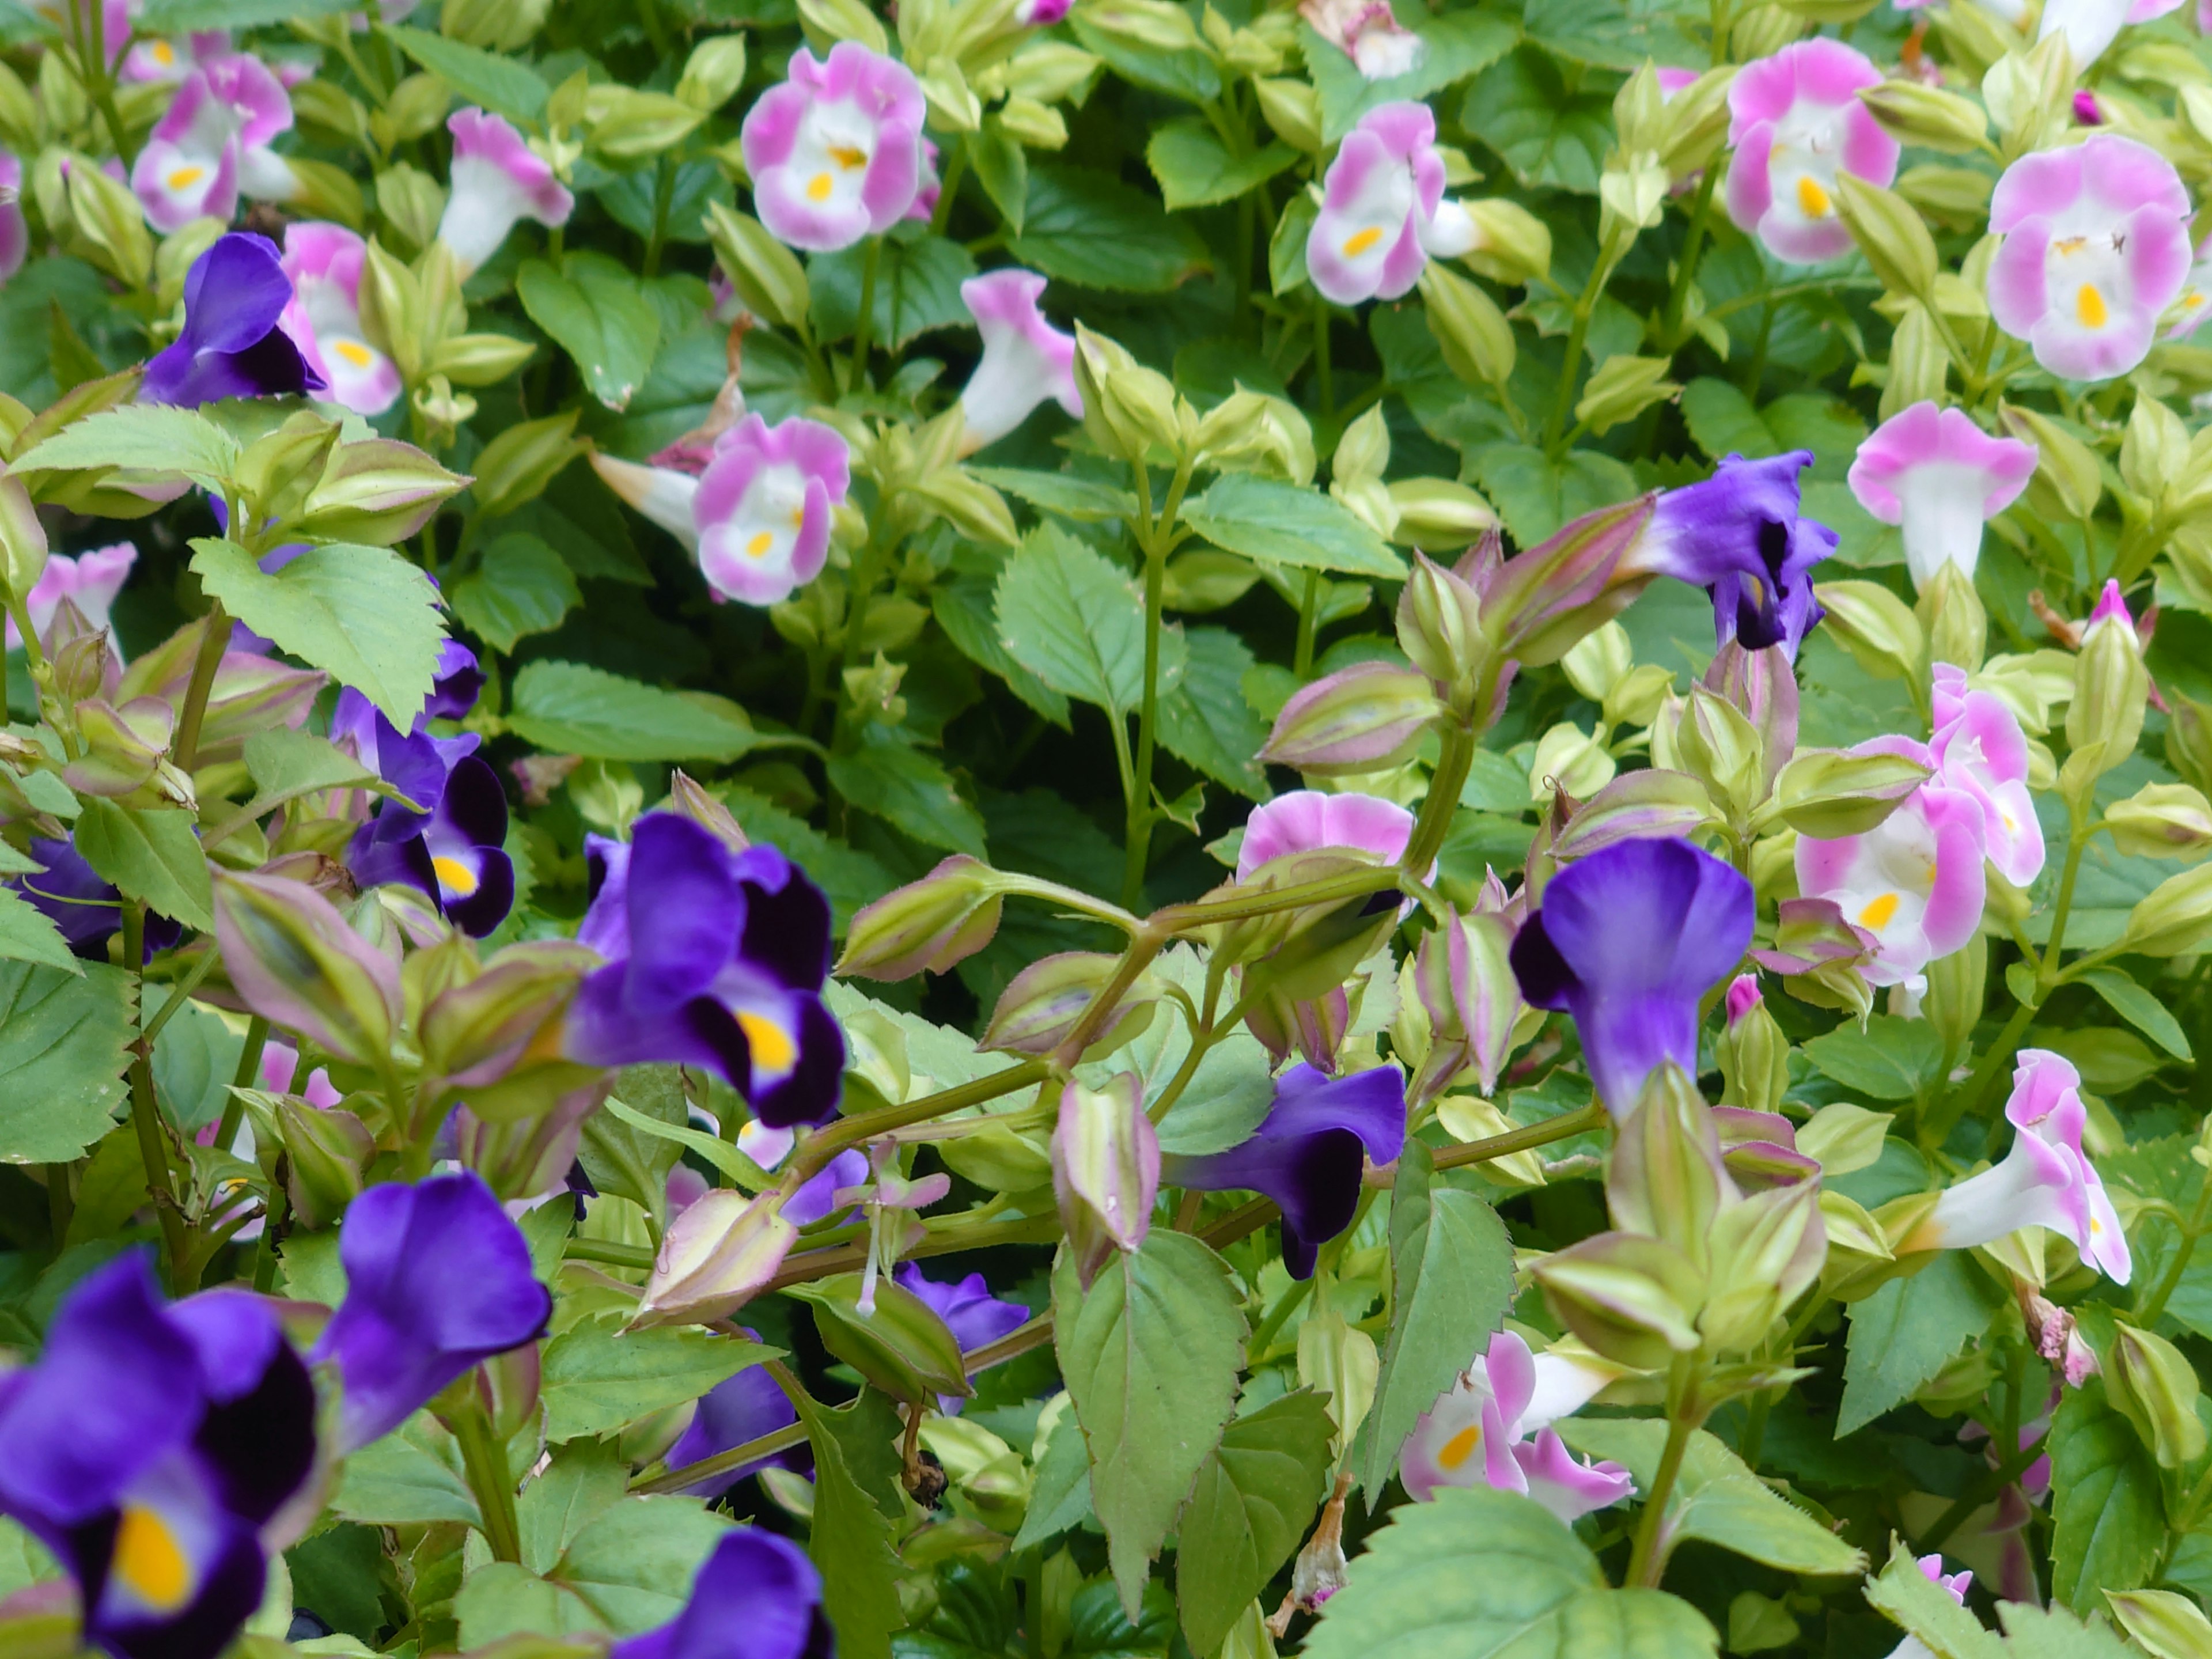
[1836,174,1938,300]
[1535,1232,1706,1370]
[0,471,47,612]
[1702,1179,1824,1352]
[1395,549,1488,693]
[584,86,705,161]
[1258,661,1443,776]
[2121,863,2212,957]
[634,1187,798,1328]
[1879,301,1951,419]
[1815,579,1926,683]
[1673,685,1764,824]
[789,1271,972,1406]
[376,162,447,263]
[2066,593,2149,779]
[997,95,1069,149]
[2109,1321,2207,1468]
[427,332,539,388]
[1921,933,1986,1060]
[418,943,599,1115]
[1561,620,1633,705]
[1529,720,1617,804]
[705,202,812,332]
[1916,562,1986,671]
[1255,77,1321,151]
[1418,263,1515,388]
[297,438,469,546]
[1858,79,1990,153]
[798,0,889,52]
[1052,1074,1159,1289]
[1192,387,1315,485]
[1657,67,1734,180]
[1075,325,1187,463]
[63,698,173,800]
[275,1094,374,1231]
[2105,782,2212,859]
[2171,691,2212,797]
[67,151,151,289]
[2000,403,2102,522]
[1772,745,1931,838]
[982,951,1162,1059]
[1387,478,1498,550]
[838,856,1007,980]
[1459,198,1552,286]
[2107,1589,2212,1659]
[1607,1063,1729,1260]
[677,35,749,113]
[213,871,402,1070]
[1717,991,1789,1118]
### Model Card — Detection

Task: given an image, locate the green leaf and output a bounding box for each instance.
[0,960,134,1163]
[934,575,1071,728]
[1306,7,1518,142]
[1461,48,1616,195]
[1175,1389,1337,1657]
[1301,1486,1718,1659]
[1554,1421,1866,1577]
[1010,167,1211,293]
[455,1563,602,1647]
[1997,1600,2141,1658]
[1145,121,1298,211]
[151,1001,243,1131]
[1158,626,1269,800]
[382,24,549,122]
[452,533,582,654]
[966,466,1139,523]
[1271,193,1316,296]
[1679,379,1866,486]
[540,1315,778,1443]
[1069,13,1218,102]
[791,1389,907,1659]
[995,522,1178,715]
[516,1441,627,1577]
[548,1495,730,1633]
[139,0,352,26]
[1863,1539,2005,1659]
[1055,1229,1248,1617]
[809,232,978,349]
[331,1415,483,1528]
[1839,1252,2008,1433]
[518,253,664,412]
[1519,0,1702,68]
[971,120,1028,234]
[71,799,213,934]
[1181,474,1405,580]
[1802,1014,1945,1101]
[2078,966,2193,1060]
[2049,1381,2165,1612]
[825,728,988,857]
[507,661,759,762]
[1012,1406,1096,1550]
[1468,444,1642,547]
[14,404,240,487]
[1359,1142,1516,1495]
[0,886,81,975]
[191,537,446,730]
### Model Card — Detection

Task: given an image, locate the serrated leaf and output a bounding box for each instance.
[1158,625,1270,800]
[539,1317,778,1443]
[1176,1389,1337,1656]
[1145,120,1298,210]
[0,960,134,1163]
[14,404,240,487]
[0,887,80,975]
[994,522,1181,715]
[1468,442,1641,547]
[1012,1406,1095,1550]
[71,799,213,934]
[2078,966,2192,1060]
[2048,1381,2164,1612]
[933,576,1071,728]
[825,728,988,857]
[516,1442,627,1578]
[331,1415,483,1528]
[1863,1539,2005,1659]
[791,1388,905,1659]
[1839,1252,2006,1434]
[966,466,1139,523]
[506,661,758,762]
[1802,1014,1945,1101]
[1181,474,1405,579]
[451,533,581,654]
[809,232,978,348]
[382,23,549,122]
[1010,166,1211,293]
[1461,48,1615,195]
[518,254,663,411]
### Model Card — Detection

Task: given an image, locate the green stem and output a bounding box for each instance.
[1294,569,1323,679]
[450,1399,524,1563]
[849,235,882,389]
[790,1058,1051,1180]
[641,155,676,278]
[210,1016,269,1160]
[171,603,230,776]
[1402,722,1477,876]
[1624,1359,1701,1588]
[251,1175,288,1293]
[1660,164,1721,350]
[123,907,187,1287]
[2138,1167,2212,1327]
[930,138,968,235]
[1122,459,1194,912]
[1917,1430,2049,1554]
[565,1236,657,1270]
[1246,1274,1316,1358]
[1429,1099,1606,1175]
[1313,297,1334,418]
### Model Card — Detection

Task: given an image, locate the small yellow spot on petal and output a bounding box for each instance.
[828,144,868,171]
[1437,1423,1482,1469]
[333,339,375,369]
[433,855,481,899]
[1342,225,1384,258]
[806,172,834,202]
[166,165,204,190]
[2078,283,2108,329]
[113,1506,192,1613]
[2055,236,2088,255]
[1858,891,1901,931]
[739,1009,798,1073]
[2190,293,2206,309]
[1795,175,1831,218]
[745,530,774,558]
[150,39,174,63]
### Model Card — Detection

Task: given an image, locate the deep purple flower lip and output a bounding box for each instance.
[608,1527,831,1659]
[665,1363,804,1498]
[1648,452,1836,659]
[141,232,324,408]
[17,835,183,960]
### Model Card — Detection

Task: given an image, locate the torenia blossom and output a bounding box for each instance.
[131,54,296,232]
[1987,134,2192,382]
[1300,0,1425,79]
[279,223,400,416]
[2038,0,2183,73]
[695,414,851,606]
[142,233,323,406]
[1508,837,1755,1117]
[1239,789,1417,878]
[5,543,135,651]
[1724,40,1898,264]
[0,153,24,285]
[123,28,226,83]
[436,109,575,278]
[1306,101,1475,306]
[1908,1050,2132,1283]
[1931,664,2046,886]
[741,42,927,253]
[1400,1330,1634,1520]
[1796,745,1987,991]
[1847,403,2036,590]
[1883,1556,1974,1659]
[959,269,1081,452]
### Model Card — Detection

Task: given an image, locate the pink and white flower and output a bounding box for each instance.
[1305,101,1475,306]
[1847,402,2037,589]
[909,137,941,224]
[1987,134,2193,382]
[1796,743,1988,992]
[279,222,400,417]
[435,108,575,279]
[2039,0,2184,73]
[259,1037,340,1109]
[1881,1556,1973,1659]
[1017,0,1073,22]
[1300,0,1425,79]
[122,28,226,84]
[1910,1050,2132,1283]
[1930,664,2046,887]
[1400,1330,1634,1521]
[0,153,25,286]
[6,544,137,653]
[130,53,296,232]
[958,269,1081,452]
[1724,40,1898,265]
[1239,788,1416,877]
[740,42,927,254]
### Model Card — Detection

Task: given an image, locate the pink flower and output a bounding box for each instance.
[279,222,400,416]
[122,28,226,84]
[1238,788,1416,877]
[1305,101,1475,306]
[1657,66,1700,97]
[1882,1556,1972,1659]
[1912,1050,2131,1283]
[2040,0,2183,71]
[908,137,941,224]
[1847,402,2036,589]
[6,544,136,653]
[959,269,1080,452]
[1988,134,2192,382]
[1300,0,1425,79]
[436,108,574,278]
[1018,0,1072,21]
[695,415,851,607]
[1795,741,1987,993]
[1400,1331,1634,1520]
[740,43,926,253]
[1725,40,1896,264]
[130,52,295,232]
[1930,664,2045,886]
[0,153,25,286]
[259,1037,341,1109]
[1725,972,1762,1024]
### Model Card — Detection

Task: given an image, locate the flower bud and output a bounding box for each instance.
[1878,301,1950,420]
[1418,263,1514,388]
[1673,685,1764,824]
[471,411,583,520]
[2107,783,2212,859]
[1701,1179,1824,1352]
[839,856,1006,980]
[1561,620,1633,705]
[419,944,597,1105]
[1410,909,1523,1101]
[1075,325,1185,463]
[1916,563,1986,674]
[1052,1075,1159,1289]
[2066,582,2149,777]
[1388,478,1497,550]
[1192,388,1314,485]
[1395,552,1486,691]
[2108,1321,2207,1468]
[1545,769,1720,863]
[1717,978,1789,1116]
[705,202,811,332]
[2121,395,2189,502]
[2120,863,2212,957]
[2000,403,2101,522]
[1458,198,1551,286]
[1920,933,1985,1060]
[237,415,344,526]
[677,34,748,113]
[1607,1063,1729,1260]
[1813,579,1925,683]
[2107,1591,2212,1659]
[997,95,1068,150]
[633,1187,798,1328]
[1836,175,1938,299]
[1259,661,1443,776]
[1657,67,1734,180]
[63,698,172,798]
[1534,1232,1705,1370]
[67,151,152,288]
[1255,77,1321,151]
[213,870,402,1069]
[0,471,46,605]
[789,1272,972,1406]
[1084,0,1203,50]
[1858,80,1990,153]
[1772,745,1931,838]
[982,951,1162,1059]
[275,1094,375,1230]
[1529,721,1616,804]
[2165,691,2212,796]
[297,438,469,546]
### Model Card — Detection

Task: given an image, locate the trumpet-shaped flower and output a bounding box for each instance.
[142,233,323,407]
[1627,451,1835,660]
[349,752,516,937]
[1300,0,1425,78]
[1400,1330,1634,1520]
[1306,101,1475,306]
[609,1528,830,1659]
[123,27,227,83]
[436,109,575,279]
[959,269,1081,451]
[1930,665,2046,886]
[2038,0,2183,73]
[1161,1063,1406,1278]
[131,53,295,230]
[1238,789,1416,878]
[1847,403,2037,590]
[741,42,927,253]
[568,812,846,1127]
[1724,40,1898,264]
[280,222,400,416]
[1508,837,1755,1117]
[1909,1050,2131,1282]
[1795,749,1987,991]
[5,543,135,652]
[695,414,851,605]
[310,1171,551,1454]
[18,833,183,960]
[1987,134,2193,382]
[0,1253,317,1659]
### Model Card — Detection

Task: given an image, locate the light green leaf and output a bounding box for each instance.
[1010,166,1211,293]
[1839,1252,2007,1433]
[541,1316,778,1444]
[516,1441,627,1577]
[151,1000,243,1132]
[2078,966,2192,1060]
[71,798,214,934]
[966,466,1139,524]
[0,885,81,974]
[1181,474,1405,580]
[791,1389,906,1659]
[995,522,1181,715]
[1069,13,1218,101]
[507,661,759,763]
[971,120,1028,234]
[934,575,1071,728]
[1998,1600,2142,1658]
[14,404,240,487]
[382,23,549,122]
[455,1563,601,1648]
[825,728,988,857]
[1054,1229,1248,1616]
[1802,1014,1945,1101]
[596,1094,755,1192]
[1145,120,1298,210]
[2048,1381,2164,1612]
[550,1495,730,1633]
[452,533,582,654]
[1176,1389,1338,1657]
[0,960,134,1164]
[1158,626,1269,800]
[1863,1539,2005,1659]
[140,0,351,25]
[1012,1405,1096,1550]
[331,1415,483,1529]
[518,253,664,411]
[191,536,446,730]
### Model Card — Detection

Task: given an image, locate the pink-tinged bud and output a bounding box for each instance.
[2108,1321,2205,1465]
[2067,579,2150,775]
[837,856,1005,980]
[1258,661,1442,776]
[1476,495,1658,666]
[1051,1075,1159,1289]
[632,1186,798,1328]
[213,869,400,1069]
[2074,89,2103,125]
[982,952,1162,1059]
[1725,974,1762,1025]
[1410,909,1524,1102]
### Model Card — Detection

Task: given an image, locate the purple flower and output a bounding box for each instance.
[425,639,484,721]
[1724,40,1897,264]
[566,812,846,1128]
[310,1171,551,1454]
[959,269,1081,451]
[348,752,516,938]
[0,1254,316,1659]
[740,42,927,253]
[130,53,295,232]
[435,109,574,278]
[609,1528,831,1659]
[279,222,400,416]
[1161,1064,1406,1279]
[895,1262,1028,1410]
[1508,838,1753,1118]
[1305,101,1475,306]
[1847,403,2036,590]
[665,1364,802,1498]
[17,834,183,960]
[1644,450,1836,659]
[142,233,323,407]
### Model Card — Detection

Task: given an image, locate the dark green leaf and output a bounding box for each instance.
[966,467,1139,523]
[1306,7,1518,141]
[518,253,664,411]
[1175,1390,1337,1656]
[2048,1382,2165,1612]
[2078,966,2192,1060]
[453,533,582,654]
[1158,626,1270,800]
[71,800,213,934]
[934,575,1072,728]
[971,121,1028,234]
[1468,444,1640,546]
[810,233,978,348]
[1069,13,1218,101]
[1461,48,1616,194]
[507,661,759,762]
[1011,168,1211,293]
[1012,1406,1095,1549]
[332,1415,484,1528]
[516,1442,628,1576]
[382,24,550,122]
[995,522,1178,715]
[0,961,133,1164]
[1838,1253,2007,1434]
[793,1388,907,1659]
[1802,1014,1945,1101]
[825,728,988,857]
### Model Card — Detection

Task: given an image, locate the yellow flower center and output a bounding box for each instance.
[745,530,775,558]
[738,1010,797,1073]
[806,172,834,202]
[1437,1423,1482,1469]
[1342,226,1384,258]
[1857,891,1900,931]
[150,39,174,63]
[433,855,480,898]
[334,339,376,369]
[1795,175,1831,218]
[113,1506,192,1612]
[2077,283,2108,329]
[828,144,868,170]
[166,165,204,190]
